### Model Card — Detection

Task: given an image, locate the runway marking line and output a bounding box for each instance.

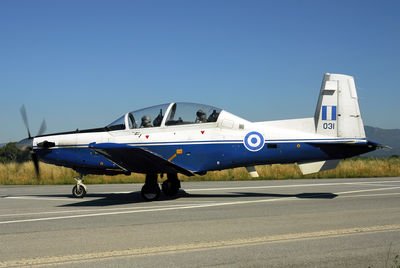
[340,192,400,198]
[82,179,400,195]
[0,198,286,225]
[1,224,400,267]
[0,203,207,218]
[3,196,74,201]
[335,186,400,195]
[184,180,400,192]
[2,179,398,202]
[1,185,399,225]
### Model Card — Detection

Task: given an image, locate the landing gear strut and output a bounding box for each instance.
[72,174,87,198]
[141,173,160,201]
[162,173,181,197]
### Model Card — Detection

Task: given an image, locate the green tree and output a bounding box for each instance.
[0,142,30,163]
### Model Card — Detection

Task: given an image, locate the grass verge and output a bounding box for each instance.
[1,157,400,185]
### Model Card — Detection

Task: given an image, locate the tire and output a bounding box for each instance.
[72,185,86,198]
[141,184,161,201]
[161,179,180,196]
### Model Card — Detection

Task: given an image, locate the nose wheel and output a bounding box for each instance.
[72,176,87,198]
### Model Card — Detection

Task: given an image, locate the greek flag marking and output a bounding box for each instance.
[322,105,337,121]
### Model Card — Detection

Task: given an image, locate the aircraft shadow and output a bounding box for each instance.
[183,192,338,199]
[53,190,337,207]
[56,192,180,207]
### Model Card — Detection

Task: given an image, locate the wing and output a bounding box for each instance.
[89,143,194,176]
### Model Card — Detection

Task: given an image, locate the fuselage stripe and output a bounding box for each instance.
[33,138,367,150]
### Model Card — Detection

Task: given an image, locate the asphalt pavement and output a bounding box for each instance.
[0,178,400,267]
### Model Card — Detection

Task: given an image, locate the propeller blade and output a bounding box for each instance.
[16,137,33,151]
[37,119,47,136]
[31,152,40,178]
[20,105,31,138]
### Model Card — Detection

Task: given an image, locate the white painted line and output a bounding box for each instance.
[348,183,400,187]
[335,186,400,195]
[0,181,398,225]
[88,180,400,195]
[3,185,395,225]
[3,196,73,201]
[0,203,206,218]
[0,197,290,225]
[185,180,400,192]
[340,192,400,198]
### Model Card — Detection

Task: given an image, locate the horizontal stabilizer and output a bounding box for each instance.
[368,140,391,149]
[298,159,340,175]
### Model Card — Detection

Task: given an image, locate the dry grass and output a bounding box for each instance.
[1,158,399,185]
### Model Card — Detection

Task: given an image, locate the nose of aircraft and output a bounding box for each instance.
[16,137,33,151]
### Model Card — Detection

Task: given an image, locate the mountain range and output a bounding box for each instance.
[364,126,400,157]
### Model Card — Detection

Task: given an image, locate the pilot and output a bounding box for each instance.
[153,109,163,127]
[141,115,152,128]
[208,109,219,122]
[196,109,207,123]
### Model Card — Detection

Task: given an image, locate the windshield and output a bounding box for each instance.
[106,115,125,131]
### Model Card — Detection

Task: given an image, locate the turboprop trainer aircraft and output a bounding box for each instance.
[17,73,382,201]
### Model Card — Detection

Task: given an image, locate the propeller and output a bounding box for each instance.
[20,105,31,138]
[17,105,47,178]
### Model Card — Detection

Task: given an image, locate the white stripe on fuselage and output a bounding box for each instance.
[33,137,367,150]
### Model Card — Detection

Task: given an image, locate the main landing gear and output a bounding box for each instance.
[72,174,87,198]
[161,173,181,197]
[141,173,160,201]
[141,173,181,201]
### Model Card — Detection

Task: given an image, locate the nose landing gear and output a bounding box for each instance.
[72,175,87,198]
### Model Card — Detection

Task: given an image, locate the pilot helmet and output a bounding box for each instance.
[141,115,151,124]
[197,109,206,118]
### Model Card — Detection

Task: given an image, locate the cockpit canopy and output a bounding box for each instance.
[106,102,222,130]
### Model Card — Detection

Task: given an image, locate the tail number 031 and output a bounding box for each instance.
[323,123,335,130]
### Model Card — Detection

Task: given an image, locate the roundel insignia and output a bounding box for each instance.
[243,131,265,152]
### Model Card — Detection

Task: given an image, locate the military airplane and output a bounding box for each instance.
[17,73,382,201]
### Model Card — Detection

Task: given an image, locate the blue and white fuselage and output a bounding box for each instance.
[20,74,381,200]
[32,108,372,174]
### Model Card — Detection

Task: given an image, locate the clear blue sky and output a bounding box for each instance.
[1,0,399,143]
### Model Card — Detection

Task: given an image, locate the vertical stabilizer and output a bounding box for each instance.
[314,73,365,139]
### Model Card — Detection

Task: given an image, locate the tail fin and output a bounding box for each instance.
[314,73,366,139]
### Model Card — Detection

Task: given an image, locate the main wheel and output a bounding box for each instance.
[72,185,86,198]
[141,184,161,201]
[161,179,180,196]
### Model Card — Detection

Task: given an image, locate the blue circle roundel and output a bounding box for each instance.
[244,131,265,152]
